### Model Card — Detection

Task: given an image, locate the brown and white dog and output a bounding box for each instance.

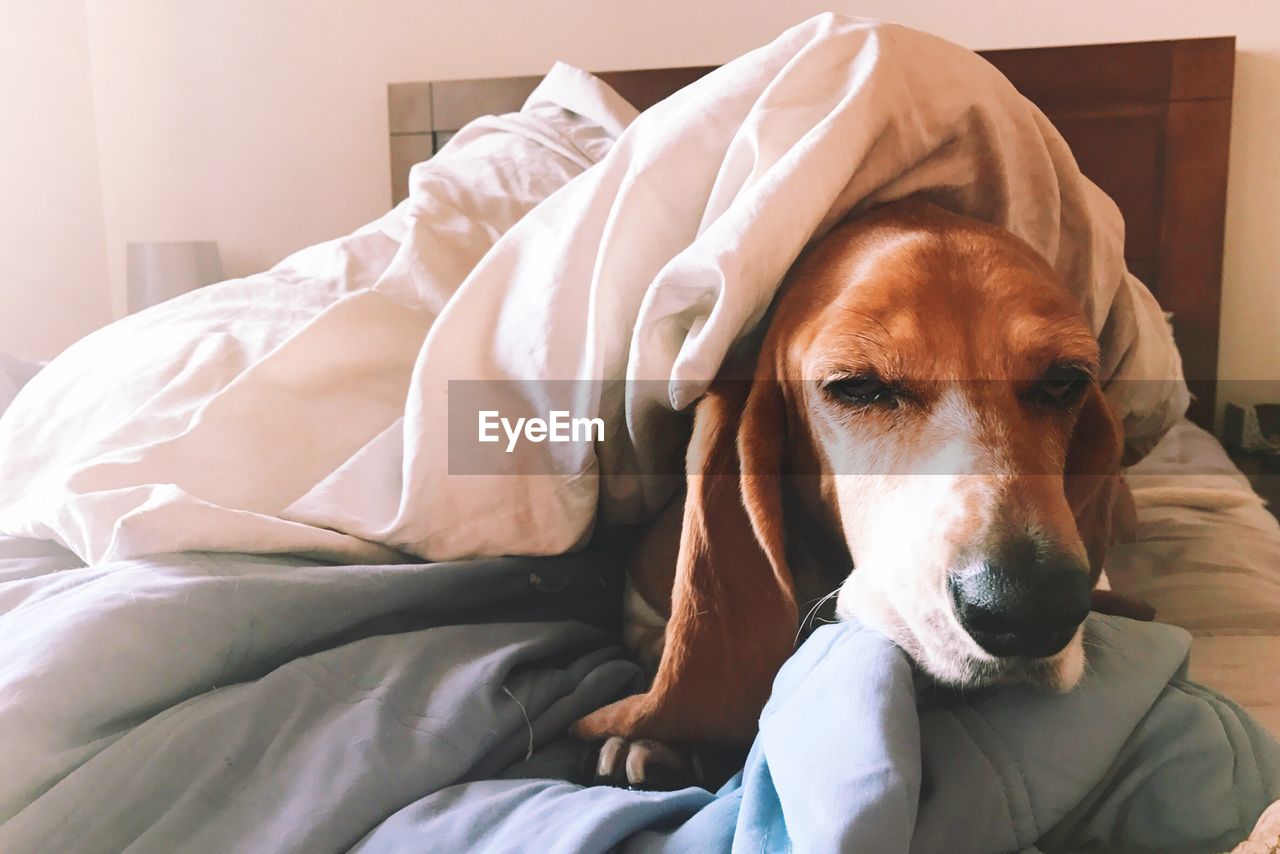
[574,201,1142,787]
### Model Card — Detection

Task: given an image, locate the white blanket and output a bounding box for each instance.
[0,16,1186,563]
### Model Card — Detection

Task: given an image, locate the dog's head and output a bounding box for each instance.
[575,201,1127,748]
[734,201,1123,692]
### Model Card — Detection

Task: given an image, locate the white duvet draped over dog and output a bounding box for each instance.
[0,16,1187,563]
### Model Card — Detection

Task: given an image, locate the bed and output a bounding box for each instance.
[1,22,1277,853]
[388,37,1277,725]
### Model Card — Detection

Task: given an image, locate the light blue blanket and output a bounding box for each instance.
[1,540,1276,853]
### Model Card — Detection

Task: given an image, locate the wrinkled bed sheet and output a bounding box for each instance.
[3,418,1280,854]
[1113,419,1280,737]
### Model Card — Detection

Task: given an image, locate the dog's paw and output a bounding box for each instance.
[585,736,703,790]
[572,693,656,741]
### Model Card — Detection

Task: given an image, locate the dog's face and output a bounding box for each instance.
[573,203,1128,761]
[763,206,1115,691]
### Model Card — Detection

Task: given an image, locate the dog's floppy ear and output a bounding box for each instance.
[1064,382,1124,581]
[573,370,797,744]
[1065,382,1155,620]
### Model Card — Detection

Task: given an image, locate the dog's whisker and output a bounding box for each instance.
[1083,634,1133,664]
[795,588,841,646]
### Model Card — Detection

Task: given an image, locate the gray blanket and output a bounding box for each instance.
[1,538,1276,852]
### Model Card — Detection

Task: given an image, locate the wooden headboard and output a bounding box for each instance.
[388,37,1235,429]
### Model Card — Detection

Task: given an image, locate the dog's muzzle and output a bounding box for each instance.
[948,545,1091,659]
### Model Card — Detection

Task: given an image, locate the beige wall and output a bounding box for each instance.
[0,0,110,360]
[6,1,1279,418]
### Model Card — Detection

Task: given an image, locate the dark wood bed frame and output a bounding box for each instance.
[389,37,1235,429]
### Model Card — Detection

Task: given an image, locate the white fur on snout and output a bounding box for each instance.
[829,447,1087,688]
[819,386,1090,691]
[833,465,1001,685]
[1053,628,1086,689]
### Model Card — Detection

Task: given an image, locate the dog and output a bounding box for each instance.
[574,200,1141,788]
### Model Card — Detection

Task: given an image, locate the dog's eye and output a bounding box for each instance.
[1032,364,1091,406]
[825,374,897,408]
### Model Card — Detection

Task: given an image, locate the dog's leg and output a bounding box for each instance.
[572,467,795,779]
[574,380,797,787]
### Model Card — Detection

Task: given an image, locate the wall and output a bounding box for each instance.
[8,1,1280,415]
[0,0,110,360]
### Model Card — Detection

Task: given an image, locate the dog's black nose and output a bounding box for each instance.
[948,552,1090,659]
